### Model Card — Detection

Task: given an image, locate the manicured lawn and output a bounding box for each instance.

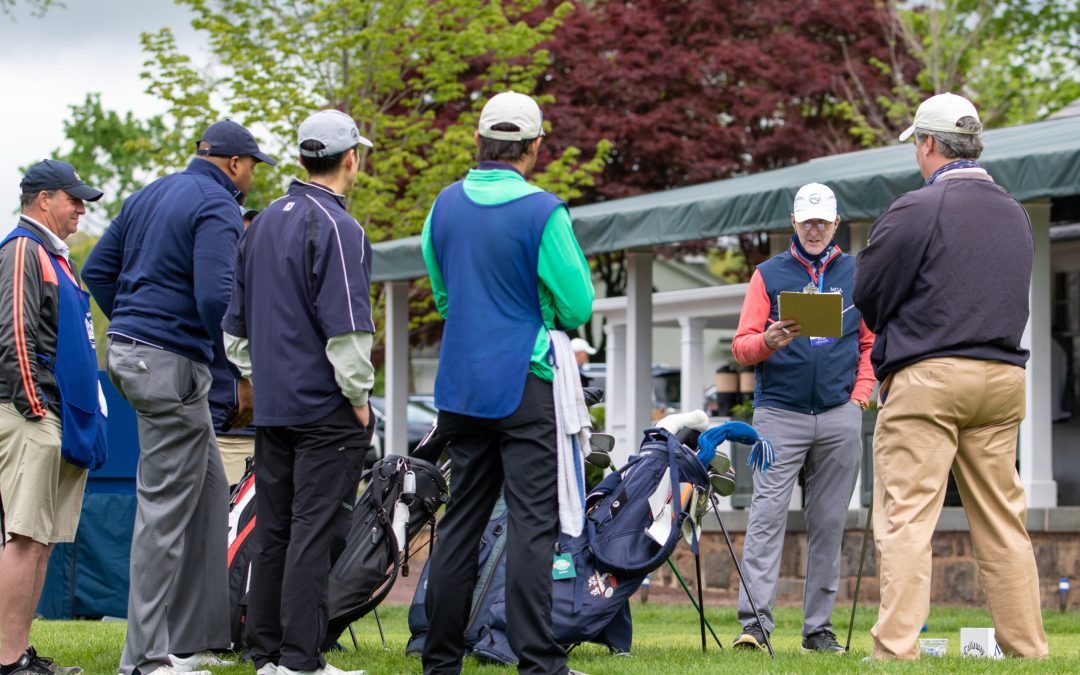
[28,603,1080,674]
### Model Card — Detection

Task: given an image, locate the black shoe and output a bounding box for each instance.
[1,650,54,675]
[732,621,769,650]
[801,629,845,654]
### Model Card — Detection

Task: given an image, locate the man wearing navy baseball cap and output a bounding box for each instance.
[0,159,105,675]
[83,120,275,675]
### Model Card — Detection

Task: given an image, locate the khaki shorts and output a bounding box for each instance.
[0,402,88,544]
[216,434,255,486]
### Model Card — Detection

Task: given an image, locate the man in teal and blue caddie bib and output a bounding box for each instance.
[421,92,594,675]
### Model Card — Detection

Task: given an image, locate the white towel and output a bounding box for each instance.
[550,331,591,537]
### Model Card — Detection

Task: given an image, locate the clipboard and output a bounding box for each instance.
[778,292,843,338]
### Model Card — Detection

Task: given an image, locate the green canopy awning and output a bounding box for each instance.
[373,114,1080,281]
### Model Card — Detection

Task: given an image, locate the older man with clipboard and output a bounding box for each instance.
[729,182,876,654]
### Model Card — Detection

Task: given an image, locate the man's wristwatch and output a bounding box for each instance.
[853,399,869,410]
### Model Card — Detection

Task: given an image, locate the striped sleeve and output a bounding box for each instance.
[0,238,49,418]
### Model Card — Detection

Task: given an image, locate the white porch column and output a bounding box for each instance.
[679,317,706,413]
[605,322,629,466]
[626,250,654,458]
[384,280,410,457]
[1020,201,1056,506]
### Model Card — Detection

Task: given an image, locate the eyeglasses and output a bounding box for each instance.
[797,220,833,231]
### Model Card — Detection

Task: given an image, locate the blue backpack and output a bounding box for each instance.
[585,428,711,577]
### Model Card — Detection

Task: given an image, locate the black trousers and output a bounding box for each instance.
[247,401,372,670]
[423,374,567,675]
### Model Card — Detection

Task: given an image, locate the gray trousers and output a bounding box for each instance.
[107,340,230,674]
[738,403,862,636]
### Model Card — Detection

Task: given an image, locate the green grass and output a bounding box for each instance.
[27,603,1080,674]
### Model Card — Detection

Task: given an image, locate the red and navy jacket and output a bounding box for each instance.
[732,239,875,415]
[0,217,74,419]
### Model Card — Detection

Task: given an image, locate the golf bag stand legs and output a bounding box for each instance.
[694,549,707,653]
[665,559,724,649]
[708,493,775,658]
[845,501,873,652]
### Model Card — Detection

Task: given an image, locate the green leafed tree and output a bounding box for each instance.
[842,0,1080,146]
[52,0,609,358]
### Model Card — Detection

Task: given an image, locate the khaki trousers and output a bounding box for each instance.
[217,434,255,485]
[871,357,1048,660]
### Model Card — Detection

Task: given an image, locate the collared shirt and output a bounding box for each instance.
[18,215,69,261]
[222,178,375,426]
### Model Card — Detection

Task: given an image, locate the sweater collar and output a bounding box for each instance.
[288,178,347,208]
[789,234,840,268]
[185,158,244,203]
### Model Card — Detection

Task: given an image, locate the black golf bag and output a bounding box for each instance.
[320,451,448,650]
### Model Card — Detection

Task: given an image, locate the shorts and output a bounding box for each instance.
[0,402,88,544]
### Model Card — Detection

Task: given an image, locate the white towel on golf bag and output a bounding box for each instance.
[550,330,591,537]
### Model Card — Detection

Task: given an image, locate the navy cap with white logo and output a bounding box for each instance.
[20,159,104,202]
[196,119,277,165]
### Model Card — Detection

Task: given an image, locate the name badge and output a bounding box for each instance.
[809,336,835,347]
[552,552,576,580]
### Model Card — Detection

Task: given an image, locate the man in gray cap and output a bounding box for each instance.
[83,120,275,675]
[223,109,373,675]
[0,160,104,675]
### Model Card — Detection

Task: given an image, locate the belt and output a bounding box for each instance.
[108,333,160,348]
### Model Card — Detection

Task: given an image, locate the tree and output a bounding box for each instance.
[533,0,920,307]
[0,0,57,17]
[53,0,609,358]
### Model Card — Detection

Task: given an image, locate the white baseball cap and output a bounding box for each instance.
[298,110,373,157]
[792,183,837,223]
[478,91,544,141]
[898,93,981,142]
[570,337,597,356]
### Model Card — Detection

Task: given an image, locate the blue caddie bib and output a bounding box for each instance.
[1,227,108,470]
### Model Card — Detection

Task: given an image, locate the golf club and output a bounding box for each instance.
[707,492,776,658]
[845,500,873,653]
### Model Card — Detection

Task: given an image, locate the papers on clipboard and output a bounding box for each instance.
[778,292,843,338]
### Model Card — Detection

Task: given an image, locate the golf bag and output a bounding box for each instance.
[405,496,509,656]
[226,459,258,649]
[586,427,711,577]
[321,451,449,650]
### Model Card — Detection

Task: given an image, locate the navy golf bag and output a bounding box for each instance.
[406,496,509,655]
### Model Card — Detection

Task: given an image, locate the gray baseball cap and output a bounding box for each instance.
[298,110,373,157]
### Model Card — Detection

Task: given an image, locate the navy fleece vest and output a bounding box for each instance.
[430,182,563,418]
[754,250,861,414]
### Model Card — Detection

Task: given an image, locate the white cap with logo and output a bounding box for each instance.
[298,109,373,157]
[570,337,597,356]
[898,92,981,142]
[793,183,837,223]
[478,91,545,141]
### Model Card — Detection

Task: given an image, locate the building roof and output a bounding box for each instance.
[373,114,1080,281]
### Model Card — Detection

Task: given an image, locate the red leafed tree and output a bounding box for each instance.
[537,0,919,204]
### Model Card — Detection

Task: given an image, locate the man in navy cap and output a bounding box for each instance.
[223,109,373,675]
[83,120,275,675]
[0,160,104,675]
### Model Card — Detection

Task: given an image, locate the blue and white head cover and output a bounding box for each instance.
[696,420,775,474]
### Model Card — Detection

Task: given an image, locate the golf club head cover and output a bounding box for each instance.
[697,421,775,474]
[656,409,709,435]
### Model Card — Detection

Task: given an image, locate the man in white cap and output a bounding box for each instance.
[730,182,875,653]
[855,93,1049,660]
[569,337,596,367]
[222,109,374,675]
[419,91,594,675]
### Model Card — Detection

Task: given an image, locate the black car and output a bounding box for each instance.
[368,395,439,459]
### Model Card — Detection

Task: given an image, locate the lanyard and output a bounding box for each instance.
[808,262,825,293]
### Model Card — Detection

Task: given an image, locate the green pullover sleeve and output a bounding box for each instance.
[420,208,448,318]
[537,205,594,330]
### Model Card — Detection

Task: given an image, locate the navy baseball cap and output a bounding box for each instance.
[20,159,104,202]
[196,120,277,165]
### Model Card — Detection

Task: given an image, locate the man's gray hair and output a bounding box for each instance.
[913,116,983,159]
[19,189,56,212]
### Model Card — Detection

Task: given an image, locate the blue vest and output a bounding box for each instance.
[430,182,563,418]
[1,227,108,470]
[754,248,861,415]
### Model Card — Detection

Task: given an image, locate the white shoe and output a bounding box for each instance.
[256,665,278,675]
[276,664,366,675]
[169,652,236,670]
[143,667,211,675]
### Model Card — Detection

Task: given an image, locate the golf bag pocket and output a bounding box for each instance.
[472,535,640,664]
[585,428,710,577]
